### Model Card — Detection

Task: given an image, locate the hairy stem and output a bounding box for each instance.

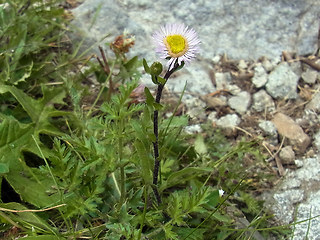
[152,61,180,205]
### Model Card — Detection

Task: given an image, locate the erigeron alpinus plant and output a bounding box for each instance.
[0,2,287,237]
[144,23,201,204]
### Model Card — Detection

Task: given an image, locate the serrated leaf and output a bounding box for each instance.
[11,61,33,85]
[0,85,68,136]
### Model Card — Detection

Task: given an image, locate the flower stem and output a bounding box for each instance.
[152,61,180,205]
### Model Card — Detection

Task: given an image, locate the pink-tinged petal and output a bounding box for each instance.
[152,23,200,69]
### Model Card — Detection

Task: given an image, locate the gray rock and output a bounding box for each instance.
[314,130,320,151]
[215,72,241,95]
[299,109,320,127]
[228,91,251,115]
[185,97,207,120]
[272,113,311,153]
[266,63,299,99]
[289,61,302,77]
[279,146,295,165]
[212,55,221,64]
[203,96,227,108]
[141,61,215,97]
[187,107,207,121]
[258,120,277,136]
[294,159,304,168]
[215,72,231,89]
[258,120,278,145]
[293,191,320,240]
[238,59,248,70]
[252,63,268,88]
[302,68,318,84]
[271,189,305,224]
[71,0,319,61]
[185,97,206,109]
[306,92,320,113]
[184,124,203,134]
[265,155,320,230]
[261,58,276,72]
[207,111,218,122]
[267,156,320,240]
[252,90,275,112]
[215,114,240,129]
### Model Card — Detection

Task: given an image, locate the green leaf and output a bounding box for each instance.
[160,167,212,191]
[153,102,163,111]
[18,236,65,240]
[0,85,68,136]
[0,162,9,174]
[206,190,220,208]
[151,75,159,85]
[157,76,166,85]
[173,227,206,240]
[0,202,58,235]
[124,56,139,71]
[144,86,154,107]
[175,61,185,72]
[134,140,152,184]
[10,25,27,74]
[162,116,188,129]
[212,212,232,223]
[0,117,60,207]
[143,58,150,73]
[10,61,34,85]
[194,135,208,156]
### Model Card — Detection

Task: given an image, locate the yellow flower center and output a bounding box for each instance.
[164,34,188,58]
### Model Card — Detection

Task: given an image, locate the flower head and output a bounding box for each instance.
[110,30,135,55]
[152,23,200,70]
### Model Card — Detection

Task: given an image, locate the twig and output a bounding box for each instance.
[0,204,66,213]
[235,126,253,137]
[265,136,285,162]
[96,46,113,101]
[300,58,320,71]
[264,137,286,176]
[275,155,285,177]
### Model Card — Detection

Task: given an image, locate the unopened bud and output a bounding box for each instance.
[150,62,163,76]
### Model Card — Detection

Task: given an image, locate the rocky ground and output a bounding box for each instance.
[152,53,320,240]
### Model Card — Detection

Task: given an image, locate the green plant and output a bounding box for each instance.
[0,1,292,239]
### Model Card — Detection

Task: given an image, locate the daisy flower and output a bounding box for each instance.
[152,23,200,70]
